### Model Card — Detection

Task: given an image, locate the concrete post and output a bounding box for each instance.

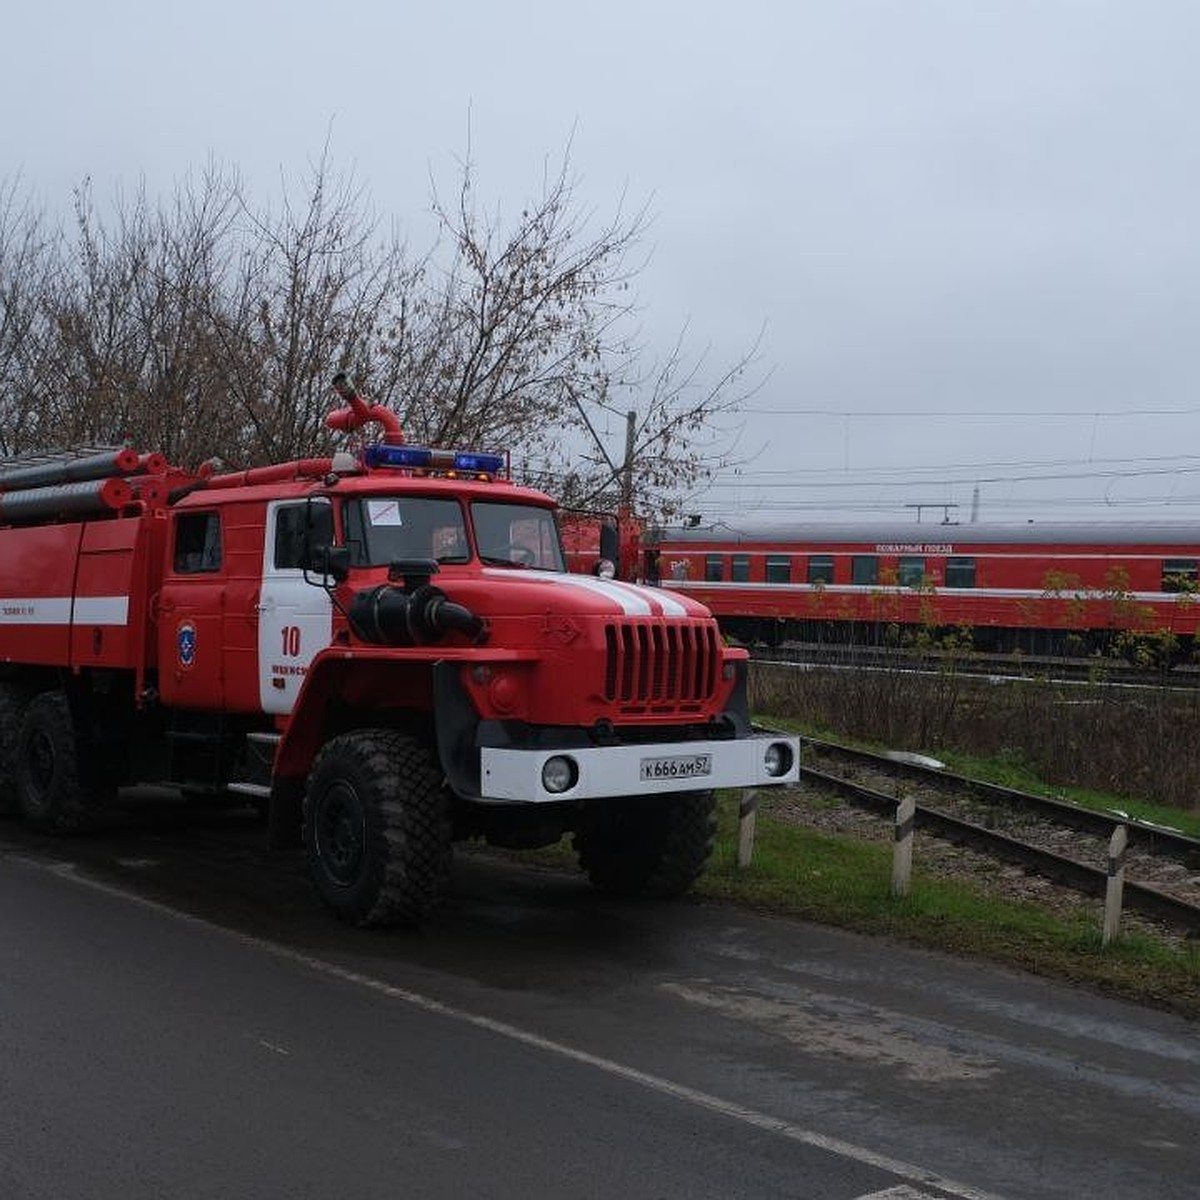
[1103,824,1128,946]
[736,790,758,870]
[892,795,916,898]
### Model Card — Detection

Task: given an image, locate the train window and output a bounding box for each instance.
[897,556,926,587]
[766,555,791,583]
[808,555,834,584]
[945,557,977,588]
[851,555,878,586]
[705,554,724,582]
[1162,559,1198,592]
[731,554,751,582]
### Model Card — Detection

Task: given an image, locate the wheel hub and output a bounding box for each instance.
[316,782,365,886]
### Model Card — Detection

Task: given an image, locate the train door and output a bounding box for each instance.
[256,500,334,715]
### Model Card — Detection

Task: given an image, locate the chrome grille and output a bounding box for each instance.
[603,620,719,708]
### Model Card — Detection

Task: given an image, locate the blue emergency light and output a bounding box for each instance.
[362,444,506,476]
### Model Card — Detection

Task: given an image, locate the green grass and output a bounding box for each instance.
[933,747,1200,839]
[699,789,1200,1019]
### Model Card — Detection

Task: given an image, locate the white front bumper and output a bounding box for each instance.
[478,734,800,803]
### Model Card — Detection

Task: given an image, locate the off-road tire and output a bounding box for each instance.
[15,691,100,832]
[574,790,717,898]
[303,730,452,927]
[0,682,32,815]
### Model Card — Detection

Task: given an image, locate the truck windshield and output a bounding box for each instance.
[472,501,565,571]
[344,497,470,566]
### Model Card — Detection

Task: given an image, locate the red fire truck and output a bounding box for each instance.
[0,378,798,925]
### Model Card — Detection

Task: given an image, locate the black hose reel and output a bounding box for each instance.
[348,559,487,647]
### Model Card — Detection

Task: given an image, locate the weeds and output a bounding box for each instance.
[750,652,1200,813]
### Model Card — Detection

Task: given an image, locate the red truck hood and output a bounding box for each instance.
[447,569,713,620]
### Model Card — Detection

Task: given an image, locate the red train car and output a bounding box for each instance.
[644,521,1200,657]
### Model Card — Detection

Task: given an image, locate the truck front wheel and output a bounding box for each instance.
[574,790,717,898]
[303,731,452,927]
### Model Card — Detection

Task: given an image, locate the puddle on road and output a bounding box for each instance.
[661,979,999,1083]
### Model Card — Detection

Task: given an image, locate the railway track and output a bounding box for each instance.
[795,737,1200,936]
[749,642,1200,688]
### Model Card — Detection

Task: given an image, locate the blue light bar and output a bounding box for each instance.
[453,450,506,474]
[363,445,431,469]
[362,443,506,476]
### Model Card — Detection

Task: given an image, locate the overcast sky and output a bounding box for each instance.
[5,0,1200,525]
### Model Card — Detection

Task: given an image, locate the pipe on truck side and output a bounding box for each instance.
[0,448,142,492]
[0,477,133,525]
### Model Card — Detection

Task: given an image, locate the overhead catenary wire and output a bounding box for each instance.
[738,405,1200,418]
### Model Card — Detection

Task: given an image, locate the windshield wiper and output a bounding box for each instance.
[478,554,529,569]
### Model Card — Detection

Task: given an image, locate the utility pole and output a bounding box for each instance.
[620,410,636,508]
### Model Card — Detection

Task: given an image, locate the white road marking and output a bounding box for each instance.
[16,856,1008,1200]
[857,1188,947,1200]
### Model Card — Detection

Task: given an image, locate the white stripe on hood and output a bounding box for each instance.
[483,570,691,617]
[553,574,693,617]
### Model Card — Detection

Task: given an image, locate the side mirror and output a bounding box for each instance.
[315,544,350,584]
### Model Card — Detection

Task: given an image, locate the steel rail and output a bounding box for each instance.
[750,643,1200,689]
[801,737,1200,862]
[797,763,1200,935]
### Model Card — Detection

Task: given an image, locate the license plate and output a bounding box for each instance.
[639,753,712,782]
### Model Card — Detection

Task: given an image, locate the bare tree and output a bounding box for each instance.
[550,326,761,519]
[369,151,640,461]
[0,178,62,455]
[40,169,245,462]
[0,144,756,516]
[373,149,752,519]
[214,149,412,463]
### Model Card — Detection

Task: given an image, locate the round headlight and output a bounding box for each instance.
[541,755,579,794]
[593,558,616,580]
[763,742,794,778]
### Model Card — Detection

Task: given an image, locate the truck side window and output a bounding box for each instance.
[173,512,222,573]
[274,502,333,570]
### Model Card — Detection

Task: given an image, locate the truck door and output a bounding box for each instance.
[158,508,226,709]
[257,500,334,715]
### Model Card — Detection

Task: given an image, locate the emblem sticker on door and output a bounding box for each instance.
[176,621,197,669]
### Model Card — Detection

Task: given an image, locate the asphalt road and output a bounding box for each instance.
[1,796,1197,1200]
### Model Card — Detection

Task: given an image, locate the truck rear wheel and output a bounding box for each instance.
[574,790,717,898]
[15,691,102,832]
[0,682,32,815]
[303,730,452,927]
